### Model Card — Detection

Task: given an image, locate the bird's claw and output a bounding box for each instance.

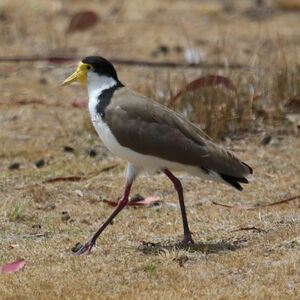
[74,240,95,255]
[179,232,194,248]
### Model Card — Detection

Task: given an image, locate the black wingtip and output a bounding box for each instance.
[238,177,249,184]
[219,173,247,191]
[242,162,253,174]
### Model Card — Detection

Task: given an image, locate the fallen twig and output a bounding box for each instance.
[212,202,258,210]
[231,226,267,233]
[0,55,250,69]
[265,195,300,207]
[15,99,45,105]
[212,195,300,210]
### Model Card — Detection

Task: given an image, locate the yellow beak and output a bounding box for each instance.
[62,62,88,86]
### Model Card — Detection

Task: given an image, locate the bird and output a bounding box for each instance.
[63,56,253,255]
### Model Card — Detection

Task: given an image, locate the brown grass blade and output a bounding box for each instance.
[43,176,82,183]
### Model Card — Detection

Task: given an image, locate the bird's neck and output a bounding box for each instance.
[87,74,118,100]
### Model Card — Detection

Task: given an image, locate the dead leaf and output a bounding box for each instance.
[284,97,300,113]
[103,196,161,207]
[72,98,88,108]
[276,1,300,11]
[8,244,19,249]
[67,11,99,33]
[172,75,236,101]
[173,255,189,267]
[1,259,26,274]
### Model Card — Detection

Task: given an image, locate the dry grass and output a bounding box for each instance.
[0,0,300,299]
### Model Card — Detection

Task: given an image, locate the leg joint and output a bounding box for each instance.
[164,169,183,193]
[173,178,183,192]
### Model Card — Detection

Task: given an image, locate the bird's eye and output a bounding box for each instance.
[87,65,91,70]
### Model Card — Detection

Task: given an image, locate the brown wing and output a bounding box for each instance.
[104,88,252,178]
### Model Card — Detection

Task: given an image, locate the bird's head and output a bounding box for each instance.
[62,56,119,86]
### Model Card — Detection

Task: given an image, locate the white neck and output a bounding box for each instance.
[87,72,118,122]
[86,72,117,100]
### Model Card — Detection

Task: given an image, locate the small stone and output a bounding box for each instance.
[151,45,169,57]
[63,146,74,152]
[8,162,20,170]
[44,203,56,211]
[174,45,184,53]
[270,138,280,147]
[154,201,161,207]
[158,45,169,54]
[0,12,8,21]
[173,255,189,267]
[80,218,91,225]
[287,282,294,289]
[184,48,205,64]
[61,211,71,222]
[261,135,272,145]
[32,224,42,229]
[35,159,45,168]
[87,148,97,157]
[142,241,158,248]
[72,242,83,253]
[74,189,83,197]
[39,78,47,85]
[130,193,144,203]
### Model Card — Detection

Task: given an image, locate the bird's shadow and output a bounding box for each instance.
[138,237,247,255]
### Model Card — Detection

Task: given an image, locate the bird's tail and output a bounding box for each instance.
[219,162,253,191]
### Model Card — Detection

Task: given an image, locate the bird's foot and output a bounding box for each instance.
[74,240,95,255]
[179,232,194,248]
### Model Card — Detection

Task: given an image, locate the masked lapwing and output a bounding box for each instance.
[63,56,253,254]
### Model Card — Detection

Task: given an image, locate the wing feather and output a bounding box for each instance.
[104,88,252,178]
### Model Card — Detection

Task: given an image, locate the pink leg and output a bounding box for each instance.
[75,183,132,255]
[164,169,194,246]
